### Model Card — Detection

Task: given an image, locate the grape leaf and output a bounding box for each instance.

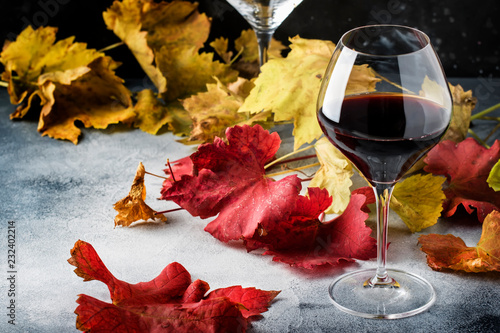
[161,124,302,242]
[69,240,279,332]
[0,26,103,113]
[234,29,286,64]
[113,162,167,227]
[487,159,500,191]
[239,36,380,150]
[39,57,135,144]
[161,125,376,268]
[246,189,377,269]
[104,0,238,102]
[424,138,500,222]
[156,44,238,102]
[390,173,446,232]
[182,77,271,143]
[308,137,353,214]
[132,89,172,135]
[0,26,134,144]
[418,210,500,272]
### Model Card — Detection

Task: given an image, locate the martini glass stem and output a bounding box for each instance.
[255,29,274,66]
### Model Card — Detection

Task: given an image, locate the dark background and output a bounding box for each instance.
[0,0,499,79]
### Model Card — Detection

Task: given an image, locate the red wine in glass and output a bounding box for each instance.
[318,93,449,184]
[316,25,452,319]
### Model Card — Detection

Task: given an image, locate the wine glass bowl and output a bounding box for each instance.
[225,0,305,65]
[316,25,452,319]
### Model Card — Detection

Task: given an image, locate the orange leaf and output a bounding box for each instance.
[113,162,167,227]
[418,210,500,272]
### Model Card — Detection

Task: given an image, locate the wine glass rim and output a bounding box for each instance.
[339,24,431,56]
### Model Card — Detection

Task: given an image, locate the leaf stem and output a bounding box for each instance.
[266,162,320,178]
[470,102,500,121]
[155,207,184,215]
[484,122,500,143]
[264,144,316,170]
[229,47,245,66]
[267,154,317,167]
[166,159,176,182]
[144,171,168,180]
[0,80,8,88]
[98,41,125,53]
[468,128,490,148]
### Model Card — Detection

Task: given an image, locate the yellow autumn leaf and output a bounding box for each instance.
[487,159,500,191]
[104,0,237,102]
[37,57,135,144]
[309,137,353,214]
[156,44,238,102]
[234,29,286,63]
[182,77,272,143]
[239,36,380,150]
[164,101,192,138]
[132,89,172,135]
[0,26,104,118]
[0,26,134,144]
[103,0,167,94]
[391,173,446,232]
[210,37,233,64]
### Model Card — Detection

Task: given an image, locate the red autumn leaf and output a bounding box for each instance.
[424,138,500,222]
[418,210,500,272]
[205,286,281,318]
[161,124,302,242]
[161,125,376,268]
[247,189,376,269]
[352,186,375,212]
[68,240,279,332]
[164,156,194,181]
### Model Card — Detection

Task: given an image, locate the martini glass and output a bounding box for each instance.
[316,25,452,319]
[225,0,304,66]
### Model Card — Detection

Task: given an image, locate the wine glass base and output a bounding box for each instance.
[328,268,436,319]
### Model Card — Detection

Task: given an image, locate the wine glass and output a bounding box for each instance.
[225,0,304,66]
[316,25,452,319]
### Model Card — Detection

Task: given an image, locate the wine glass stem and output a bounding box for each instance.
[370,182,396,286]
[255,29,274,67]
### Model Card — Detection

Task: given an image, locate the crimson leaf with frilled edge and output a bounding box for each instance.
[161,124,376,268]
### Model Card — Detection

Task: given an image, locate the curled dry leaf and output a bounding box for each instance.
[418,210,500,273]
[0,26,133,144]
[444,83,477,143]
[68,240,280,332]
[114,162,167,227]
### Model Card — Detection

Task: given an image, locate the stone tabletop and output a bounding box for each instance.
[1,78,499,332]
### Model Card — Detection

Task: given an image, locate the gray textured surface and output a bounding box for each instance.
[1,78,500,333]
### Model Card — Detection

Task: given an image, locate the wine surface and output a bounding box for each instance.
[318,93,449,184]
